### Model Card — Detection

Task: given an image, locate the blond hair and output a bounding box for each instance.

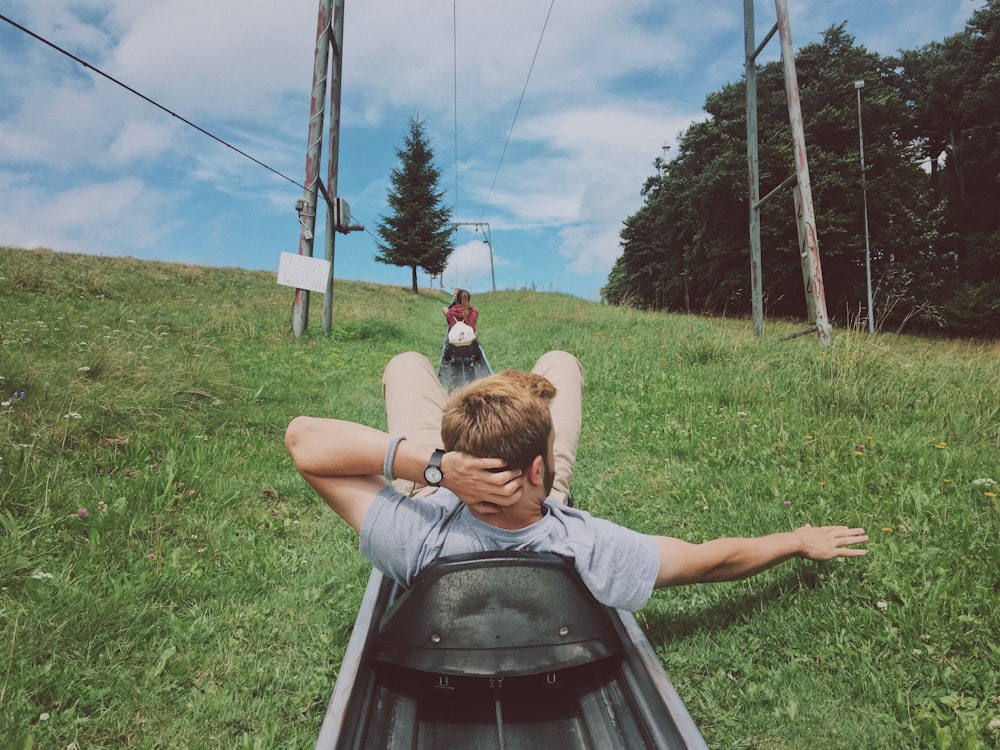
[459,289,471,322]
[441,371,555,471]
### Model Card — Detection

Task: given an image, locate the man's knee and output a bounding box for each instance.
[533,351,584,387]
[383,351,432,388]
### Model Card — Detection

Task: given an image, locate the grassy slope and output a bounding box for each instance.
[1,247,998,749]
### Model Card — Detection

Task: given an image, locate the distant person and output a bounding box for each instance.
[444,289,478,332]
[285,352,868,611]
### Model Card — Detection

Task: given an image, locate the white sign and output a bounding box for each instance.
[276,252,331,293]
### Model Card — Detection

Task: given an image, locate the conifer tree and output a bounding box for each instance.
[375,116,453,292]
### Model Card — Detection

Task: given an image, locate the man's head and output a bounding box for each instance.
[442,370,555,493]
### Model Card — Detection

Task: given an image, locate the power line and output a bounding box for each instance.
[0,12,305,191]
[478,0,557,221]
[453,0,460,217]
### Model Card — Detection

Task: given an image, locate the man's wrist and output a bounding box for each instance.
[423,449,446,486]
[383,435,406,482]
[438,451,454,486]
[791,527,809,558]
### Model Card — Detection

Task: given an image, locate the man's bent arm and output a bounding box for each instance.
[285,417,522,531]
[652,524,868,588]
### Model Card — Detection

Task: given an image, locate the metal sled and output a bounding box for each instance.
[315,551,709,749]
[314,338,708,749]
[437,334,493,394]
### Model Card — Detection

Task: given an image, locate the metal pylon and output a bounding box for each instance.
[744,0,831,344]
[291,0,346,338]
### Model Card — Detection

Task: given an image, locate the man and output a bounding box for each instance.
[285,351,867,611]
[381,349,582,504]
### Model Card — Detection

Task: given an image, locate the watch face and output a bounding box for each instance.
[424,466,443,485]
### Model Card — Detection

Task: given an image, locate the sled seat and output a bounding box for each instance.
[374,551,621,678]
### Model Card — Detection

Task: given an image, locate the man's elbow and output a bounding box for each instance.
[653,537,732,587]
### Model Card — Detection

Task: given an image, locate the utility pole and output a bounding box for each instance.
[321,0,347,336]
[291,0,361,337]
[855,79,874,333]
[743,0,831,345]
[775,0,831,344]
[744,0,764,338]
[291,0,333,338]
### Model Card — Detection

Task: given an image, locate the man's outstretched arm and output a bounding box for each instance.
[652,524,868,588]
[285,417,523,531]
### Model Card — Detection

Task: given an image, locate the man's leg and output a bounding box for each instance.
[382,352,448,495]
[531,351,584,504]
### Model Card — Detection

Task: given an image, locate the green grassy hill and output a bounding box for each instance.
[2,246,998,748]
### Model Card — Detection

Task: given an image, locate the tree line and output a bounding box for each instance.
[602,2,1000,339]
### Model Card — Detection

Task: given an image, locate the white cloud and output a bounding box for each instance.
[442,238,499,293]
[0,0,984,301]
[106,118,179,165]
[107,0,314,119]
[0,174,170,253]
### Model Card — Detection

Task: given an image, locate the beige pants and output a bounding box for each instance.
[382,350,583,503]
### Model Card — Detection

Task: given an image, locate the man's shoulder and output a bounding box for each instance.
[375,485,463,509]
[542,499,591,520]
[542,500,646,541]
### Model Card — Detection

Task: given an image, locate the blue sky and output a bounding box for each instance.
[0,0,984,302]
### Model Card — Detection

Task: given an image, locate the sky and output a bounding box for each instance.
[0,0,985,303]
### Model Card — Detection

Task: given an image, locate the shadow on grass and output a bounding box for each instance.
[640,570,822,645]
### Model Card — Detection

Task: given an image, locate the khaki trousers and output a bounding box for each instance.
[381,350,583,504]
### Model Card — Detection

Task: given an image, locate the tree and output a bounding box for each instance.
[606,13,1000,337]
[893,0,1000,333]
[606,25,940,332]
[375,116,453,292]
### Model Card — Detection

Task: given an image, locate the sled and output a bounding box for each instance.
[314,551,709,749]
[437,334,493,394]
[314,337,709,748]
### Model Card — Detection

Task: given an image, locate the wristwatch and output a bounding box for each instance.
[423,449,445,486]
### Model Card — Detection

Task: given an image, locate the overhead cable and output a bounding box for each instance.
[478,0,557,221]
[0,13,305,191]
[453,0,460,217]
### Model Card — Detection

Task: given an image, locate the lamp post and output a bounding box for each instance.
[855,79,874,333]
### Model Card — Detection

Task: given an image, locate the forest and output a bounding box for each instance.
[602,2,1000,338]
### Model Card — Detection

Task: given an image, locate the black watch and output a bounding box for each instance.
[423,449,445,486]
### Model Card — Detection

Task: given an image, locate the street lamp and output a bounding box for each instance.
[855,79,874,333]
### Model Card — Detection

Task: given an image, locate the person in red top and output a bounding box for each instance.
[443,289,478,331]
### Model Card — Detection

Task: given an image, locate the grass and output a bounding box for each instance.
[2,245,999,749]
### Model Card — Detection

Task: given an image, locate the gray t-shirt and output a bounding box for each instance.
[360,486,660,611]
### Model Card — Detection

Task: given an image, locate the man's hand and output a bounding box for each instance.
[794,524,869,560]
[441,452,524,514]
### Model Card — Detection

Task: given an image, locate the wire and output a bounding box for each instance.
[0,12,306,191]
[453,0,460,217]
[478,0,557,221]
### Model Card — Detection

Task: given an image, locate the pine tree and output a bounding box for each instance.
[375,116,453,292]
